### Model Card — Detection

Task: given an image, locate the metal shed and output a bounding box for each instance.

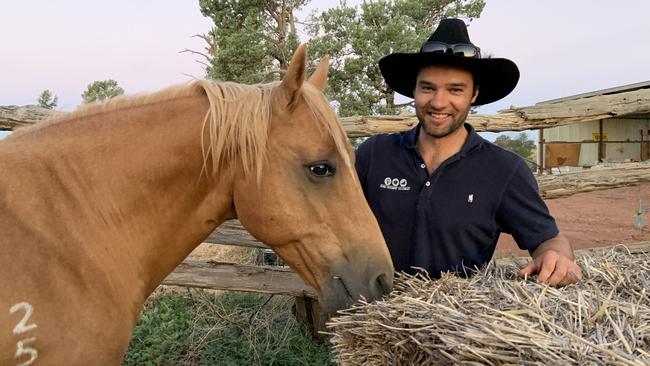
[538,81,650,168]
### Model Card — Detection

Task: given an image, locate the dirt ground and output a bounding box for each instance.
[496,181,650,256]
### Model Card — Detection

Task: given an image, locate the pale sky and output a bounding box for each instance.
[1,1,649,134]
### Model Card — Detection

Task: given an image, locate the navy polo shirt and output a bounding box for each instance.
[355,123,559,277]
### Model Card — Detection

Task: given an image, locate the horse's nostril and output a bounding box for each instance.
[377,273,392,296]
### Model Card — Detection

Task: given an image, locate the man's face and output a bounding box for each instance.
[413,65,478,139]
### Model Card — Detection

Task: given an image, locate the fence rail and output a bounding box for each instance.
[163,259,316,298]
[4,87,650,133]
[4,88,650,337]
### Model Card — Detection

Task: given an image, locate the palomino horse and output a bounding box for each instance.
[0,44,393,365]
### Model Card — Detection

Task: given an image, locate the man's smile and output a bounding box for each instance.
[426,112,452,122]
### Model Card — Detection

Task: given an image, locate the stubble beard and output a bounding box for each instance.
[417,107,470,139]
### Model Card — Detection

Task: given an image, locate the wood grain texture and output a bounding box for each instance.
[162,259,317,298]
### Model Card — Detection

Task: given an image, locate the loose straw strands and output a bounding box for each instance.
[327,246,650,365]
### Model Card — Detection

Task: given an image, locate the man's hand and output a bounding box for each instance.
[518,234,582,286]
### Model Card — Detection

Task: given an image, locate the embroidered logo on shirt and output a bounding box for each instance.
[468,194,474,203]
[380,177,411,191]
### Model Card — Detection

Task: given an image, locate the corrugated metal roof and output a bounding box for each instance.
[537,80,650,105]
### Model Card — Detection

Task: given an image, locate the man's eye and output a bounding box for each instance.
[308,163,335,177]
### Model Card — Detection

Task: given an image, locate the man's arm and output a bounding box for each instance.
[518,233,582,286]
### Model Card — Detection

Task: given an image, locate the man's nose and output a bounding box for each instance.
[429,91,449,109]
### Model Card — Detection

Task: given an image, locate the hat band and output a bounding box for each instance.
[420,41,481,58]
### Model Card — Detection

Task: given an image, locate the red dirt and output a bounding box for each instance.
[496,182,650,256]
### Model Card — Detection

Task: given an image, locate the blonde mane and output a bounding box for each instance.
[197,79,352,181]
[13,79,351,181]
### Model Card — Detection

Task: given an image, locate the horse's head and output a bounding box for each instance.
[232,44,394,314]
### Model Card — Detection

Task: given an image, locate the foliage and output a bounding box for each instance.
[37,90,58,109]
[198,0,307,84]
[305,0,485,117]
[196,0,485,116]
[123,291,193,365]
[123,289,334,366]
[494,132,538,170]
[81,79,125,104]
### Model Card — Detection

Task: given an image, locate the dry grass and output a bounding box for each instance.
[327,246,650,365]
[188,243,259,264]
[126,287,335,365]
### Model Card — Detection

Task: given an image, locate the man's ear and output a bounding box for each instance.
[471,86,480,104]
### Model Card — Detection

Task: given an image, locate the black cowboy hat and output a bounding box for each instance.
[379,18,519,106]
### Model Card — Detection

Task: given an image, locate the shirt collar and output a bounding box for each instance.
[400,123,486,156]
[400,125,419,150]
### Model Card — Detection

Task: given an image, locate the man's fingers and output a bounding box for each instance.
[519,252,583,287]
[535,255,557,284]
[570,266,583,280]
[546,265,567,286]
[518,260,538,277]
[558,264,583,286]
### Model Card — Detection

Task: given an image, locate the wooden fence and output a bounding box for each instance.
[4,86,650,337]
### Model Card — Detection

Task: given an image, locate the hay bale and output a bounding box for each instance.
[328,246,649,365]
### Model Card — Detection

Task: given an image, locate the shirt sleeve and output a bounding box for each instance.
[495,159,559,250]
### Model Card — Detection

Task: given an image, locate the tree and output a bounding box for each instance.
[81,80,124,104]
[307,0,485,116]
[197,0,306,84]
[196,0,485,116]
[494,132,537,167]
[37,90,58,109]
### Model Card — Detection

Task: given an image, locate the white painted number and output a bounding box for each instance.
[14,337,38,366]
[10,302,37,334]
[9,302,38,366]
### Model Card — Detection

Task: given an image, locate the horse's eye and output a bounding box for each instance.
[308,163,335,177]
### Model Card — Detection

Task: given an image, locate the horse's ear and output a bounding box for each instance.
[282,43,308,105]
[308,55,329,91]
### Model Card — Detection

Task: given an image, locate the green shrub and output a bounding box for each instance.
[123,289,334,366]
[123,290,193,365]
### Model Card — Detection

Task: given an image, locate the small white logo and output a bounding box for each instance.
[468,194,474,203]
[380,177,411,191]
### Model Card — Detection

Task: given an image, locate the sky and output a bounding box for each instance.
[1,0,650,139]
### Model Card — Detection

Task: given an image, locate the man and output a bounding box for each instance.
[356,18,582,286]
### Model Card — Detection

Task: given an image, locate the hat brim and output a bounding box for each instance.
[379,53,519,106]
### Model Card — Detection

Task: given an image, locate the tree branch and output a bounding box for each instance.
[179,48,211,62]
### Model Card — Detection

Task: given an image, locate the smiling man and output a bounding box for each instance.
[355,18,582,286]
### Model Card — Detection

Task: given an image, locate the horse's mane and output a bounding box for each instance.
[197,79,351,181]
[15,80,351,181]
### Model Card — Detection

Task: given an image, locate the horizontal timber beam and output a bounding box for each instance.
[162,243,650,296]
[162,260,317,298]
[3,88,650,134]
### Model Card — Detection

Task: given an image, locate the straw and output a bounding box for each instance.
[328,246,650,365]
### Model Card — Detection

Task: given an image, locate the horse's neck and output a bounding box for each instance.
[13,93,235,301]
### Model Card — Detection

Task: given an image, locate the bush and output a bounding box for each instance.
[123,291,193,365]
[123,289,334,366]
